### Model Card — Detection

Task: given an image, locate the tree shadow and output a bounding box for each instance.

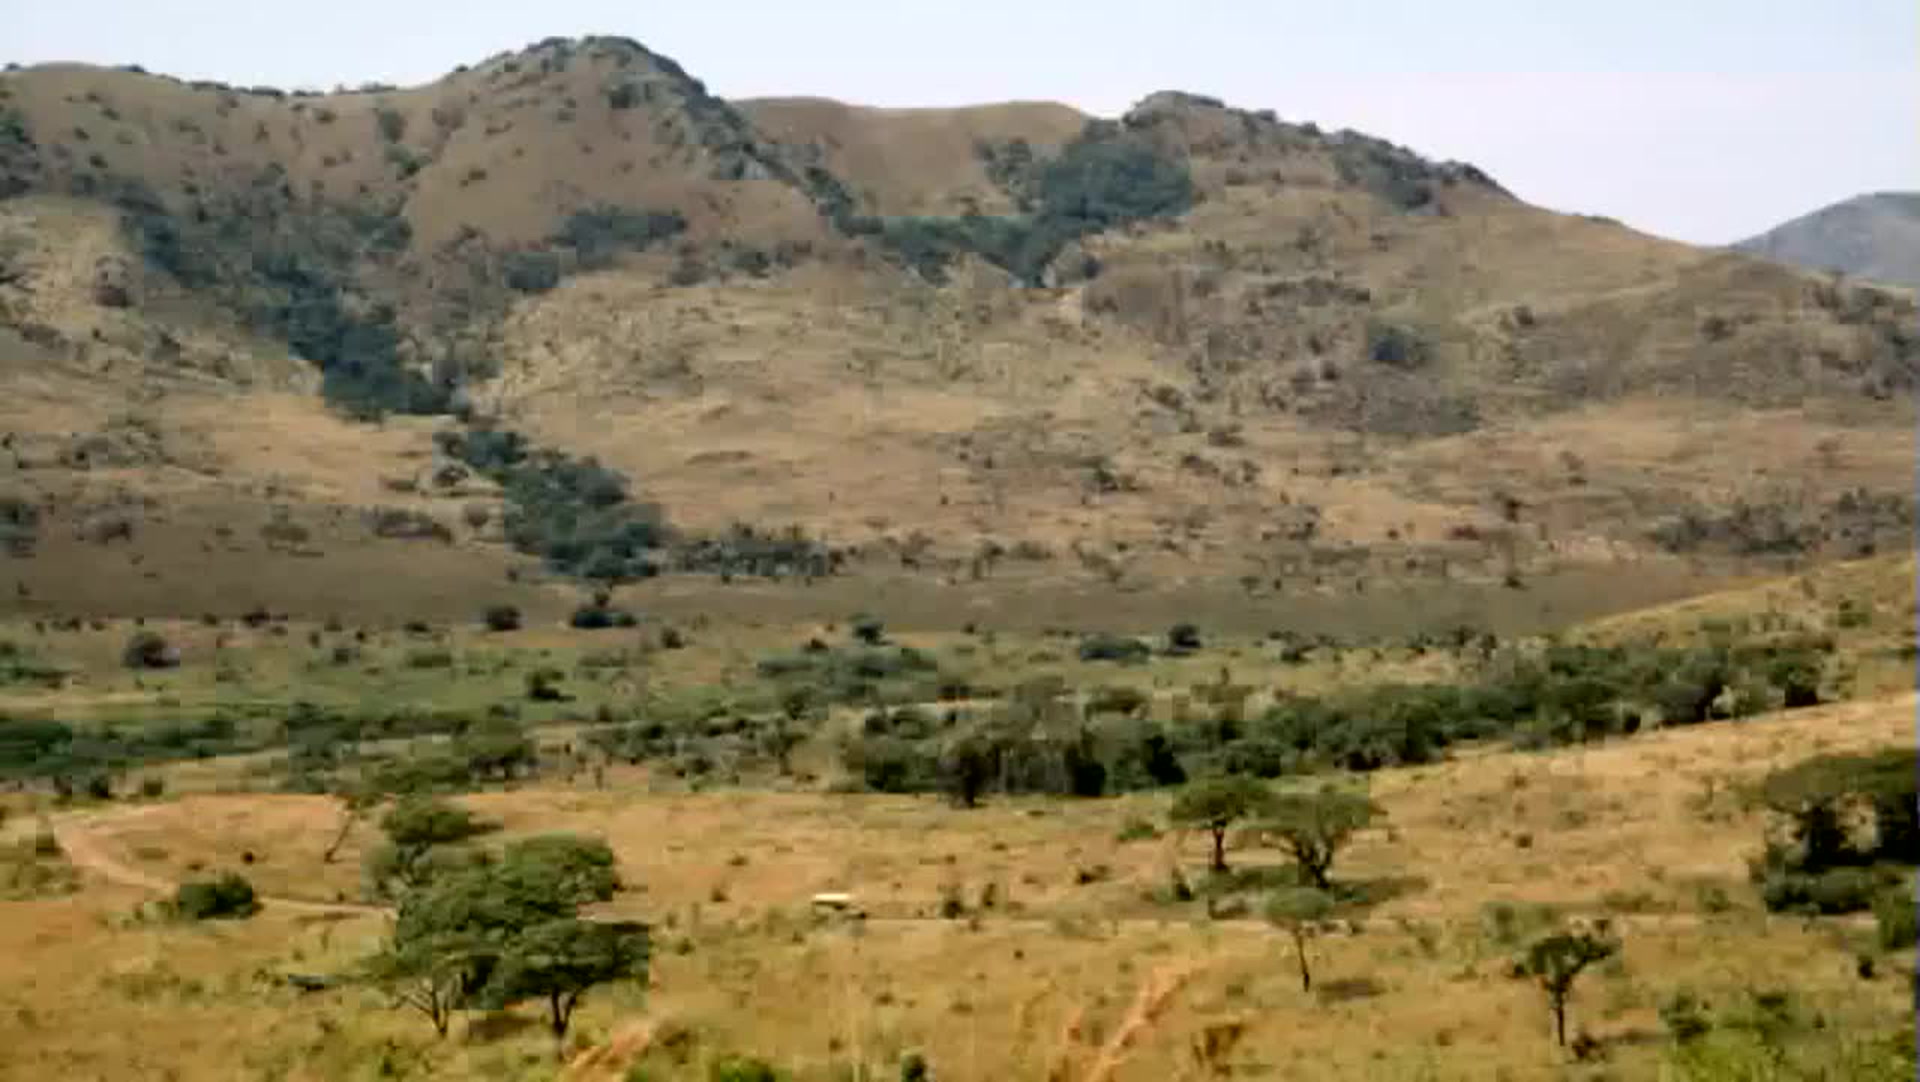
[1334,874,1429,911]
[463,1011,542,1045]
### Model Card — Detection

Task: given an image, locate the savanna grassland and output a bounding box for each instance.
[1,31,1917,1082]
[0,555,1914,1081]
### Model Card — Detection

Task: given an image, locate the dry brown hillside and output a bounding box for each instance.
[0,38,1913,624]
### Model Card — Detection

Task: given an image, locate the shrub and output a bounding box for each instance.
[482,604,522,632]
[1658,989,1713,1043]
[709,1056,781,1082]
[365,507,454,543]
[173,872,259,920]
[526,669,569,702]
[1078,633,1150,664]
[1365,321,1428,368]
[374,107,406,142]
[570,604,637,630]
[121,631,179,669]
[1757,866,1881,915]
[502,250,562,293]
[1165,622,1203,654]
[850,613,886,646]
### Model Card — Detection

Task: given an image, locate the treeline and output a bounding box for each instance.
[829,634,1838,800]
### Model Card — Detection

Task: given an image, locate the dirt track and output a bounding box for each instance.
[45,804,387,919]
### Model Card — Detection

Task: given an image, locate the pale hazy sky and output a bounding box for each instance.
[9,1,1914,244]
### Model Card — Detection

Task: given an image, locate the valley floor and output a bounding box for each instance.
[1,691,1912,1081]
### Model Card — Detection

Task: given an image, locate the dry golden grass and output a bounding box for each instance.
[8,692,1908,1080]
[739,98,1089,217]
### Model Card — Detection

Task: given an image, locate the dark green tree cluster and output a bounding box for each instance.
[876,124,1194,285]
[0,716,257,793]
[436,426,833,582]
[754,640,943,705]
[97,173,437,420]
[1751,748,1917,915]
[837,682,1187,802]
[1230,636,1834,775]
[551,205,687,271]
[435,426,670,582]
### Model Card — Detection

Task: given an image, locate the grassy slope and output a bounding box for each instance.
[0,41,1914,625]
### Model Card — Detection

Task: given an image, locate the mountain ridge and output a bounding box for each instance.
[0,35,1914,622]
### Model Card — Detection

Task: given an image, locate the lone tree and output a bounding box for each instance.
[371,834,633,1041]
[1265,886,1336,992]
[1522,922,1621,1049]
[1258,786,1380,890]
[1170,775,1274,873]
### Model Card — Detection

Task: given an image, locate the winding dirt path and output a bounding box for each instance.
[46,804,387,919]
[34,804,1869,936]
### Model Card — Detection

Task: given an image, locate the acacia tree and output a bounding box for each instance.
[1258,787,1380,890]
[371,834,629,1039]
[1522,922,1621,1049]
[480,918,650,1046]
[363,928,478,1037]
[1170,775,1274,872]
[1266,887,1336,992]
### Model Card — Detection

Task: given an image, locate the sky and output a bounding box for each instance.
[8,1,1915,244]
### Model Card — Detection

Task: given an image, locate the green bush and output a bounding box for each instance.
[173,872,259,920]
[552,205,686,270]
[709,1057,780,1082]
[1757,866,1881,915]
[1078,633,1150,664]
[1365,321,1428,368]
[121,631,179,670]
[502,251,561,293]
[1165,622,1203,654]
[570,604,638,630]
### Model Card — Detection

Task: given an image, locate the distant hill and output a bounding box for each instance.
[1735,192,1920,290]
[0,37,1915,622]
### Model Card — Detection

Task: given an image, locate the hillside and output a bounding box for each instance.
[1735,192,1920,290]
[0,37,1915,624]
